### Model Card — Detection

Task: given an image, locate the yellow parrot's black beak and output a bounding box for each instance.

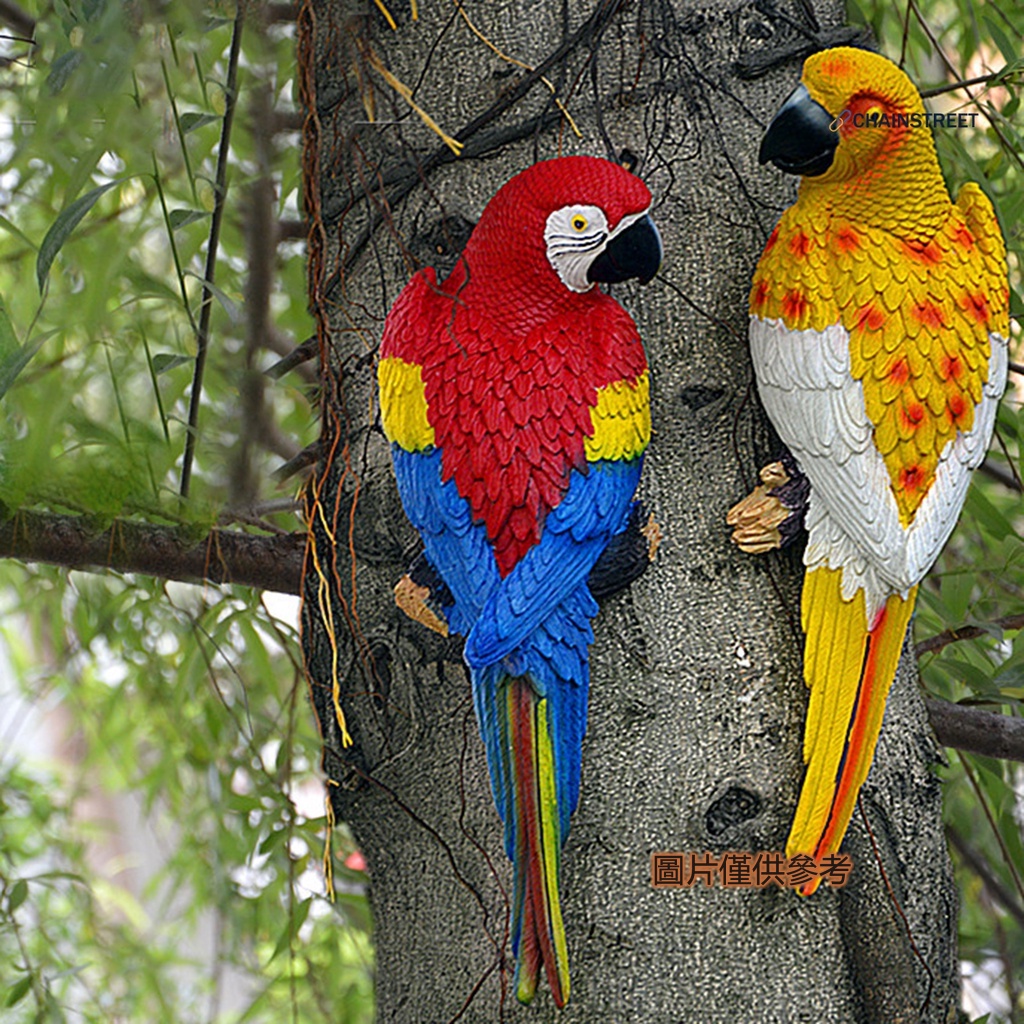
[759,83,839,177]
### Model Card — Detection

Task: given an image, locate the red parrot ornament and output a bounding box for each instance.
[737,47,1008,893]
[378,156,661,1005]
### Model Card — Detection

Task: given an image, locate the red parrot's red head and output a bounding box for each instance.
[460,156,661,312]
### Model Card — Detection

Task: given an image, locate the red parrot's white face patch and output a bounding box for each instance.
[544,203,655,292]
[543,203,610,292]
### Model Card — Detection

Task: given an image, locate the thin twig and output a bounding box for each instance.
[978,458,1023,493]
[958,752,1024,906]
[265,336,317,379]
[855,793,934,1018]
[180,2,246,499]
[274,443,321,483]
[919,72,1004,98]
[946,825,1024,928]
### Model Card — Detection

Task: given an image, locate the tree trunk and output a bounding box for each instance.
[298,1,959,1020]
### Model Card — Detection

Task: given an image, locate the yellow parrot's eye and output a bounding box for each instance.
[571,214,589,232]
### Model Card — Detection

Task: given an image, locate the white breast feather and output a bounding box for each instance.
[749,317,1007,626]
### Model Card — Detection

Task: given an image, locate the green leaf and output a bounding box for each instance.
[993,58,1024,84]
[0,341,44,402]
[0,293,18,363]
[935,656,998,695]
[269,897,313,962]
[0,215,36,249]
[46,49,85,94]
[965,485,1016,542]
[938,572,975,624]
[168,208,209,231]
[151,353,193,375]
[984,16,1020,67]
[7,877,28,912]
[0,298,45,403]
[333,891,373,933]
[4,975,31,1009]
[994,663,1024,689]
[179,112,220,133]
[1010,283,1024,321]
[184,271,240,323]
[36,179,126,291]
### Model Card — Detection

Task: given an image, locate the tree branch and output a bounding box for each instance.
[916,613,1024,656]
[5,518,1023,762]
[0,509,304,595]
[926,697,1024,763]
[0,0,34,39]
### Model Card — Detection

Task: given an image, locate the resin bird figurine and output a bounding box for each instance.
[378,156,661,1002]
[738,46,1008,893]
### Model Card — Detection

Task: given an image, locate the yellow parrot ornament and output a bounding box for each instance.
[737,46,1009,893]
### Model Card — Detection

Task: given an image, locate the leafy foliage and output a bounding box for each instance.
[0,2,372,1021]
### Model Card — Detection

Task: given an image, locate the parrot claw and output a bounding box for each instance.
[641,513,662,562]
[394,574,450,637]
[755,460,790,491]
[586,501,658,601]
[727,459,807,554]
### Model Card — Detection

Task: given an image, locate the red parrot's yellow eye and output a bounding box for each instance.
[571,215,588,232]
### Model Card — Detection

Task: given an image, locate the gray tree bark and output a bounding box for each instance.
[298,1,959,1021]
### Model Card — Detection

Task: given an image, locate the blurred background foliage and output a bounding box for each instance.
[0,1,372,1021]
[0,0,1019,1021]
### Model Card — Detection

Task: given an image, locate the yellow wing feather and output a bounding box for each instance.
[585,371,650,462]
[378,356,435,451]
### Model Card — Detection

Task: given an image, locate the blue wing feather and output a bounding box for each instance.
[391,446,499,636]
[464,459,641,670]
[391,444,642,851]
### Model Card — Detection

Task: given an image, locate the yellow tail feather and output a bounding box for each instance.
[787,566,917,893]
[535,702,570,1001]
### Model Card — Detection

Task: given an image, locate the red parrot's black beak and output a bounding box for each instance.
[759,83,839,177]
[587,214,662,286]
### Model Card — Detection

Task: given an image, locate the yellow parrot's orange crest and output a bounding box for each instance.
[750,47,1009,891]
